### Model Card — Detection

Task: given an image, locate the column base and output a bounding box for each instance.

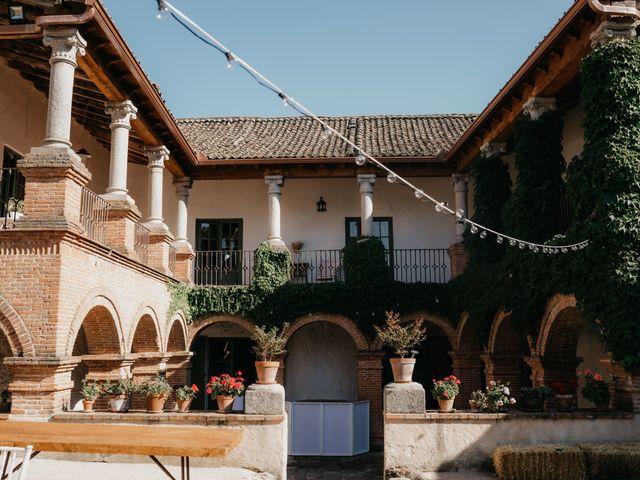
[383,382,425,414]
[101,191,136,207]
[245,383,285,415]
[266,238,287,249]
[172,241,195,283]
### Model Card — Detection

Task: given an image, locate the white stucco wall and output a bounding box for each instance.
[284,322,358,402]
[187,176,456,252]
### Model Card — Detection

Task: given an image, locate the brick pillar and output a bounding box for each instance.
[130,353,170,410]
[82,354,134,411]
[273,354,286,385]
[103,200,142,260]
[4,357,79,417]
[357,351,384,446]
[525,356,545,387]
[601,355,640,412]
[451,352,484,409]
[447,243,469,279]
[528,356,582,386]
[165,352,193,410]
[16,147,91,229]
[173,243,195,284]
[147,230,174,276]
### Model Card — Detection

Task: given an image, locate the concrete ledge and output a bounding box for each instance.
[52,411,285,426]
[385,410,634,422]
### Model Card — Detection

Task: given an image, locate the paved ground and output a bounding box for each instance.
[25,455,496,480]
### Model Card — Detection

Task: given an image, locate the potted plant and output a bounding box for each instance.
[175,384,199,412]
[138,376,173,413]
[290,240,304,252]
[101,379,135,412]
[206,372,245,412]
[520,385,553,412]
[251,323,288,384]
[0,389,11,413]
[80,380,100,412]
[485,381,517,412]
[579,370,610,411]
[374,311,426,383]
[431,375,461,412]
[550,379,577,412]
[469,390,486,411]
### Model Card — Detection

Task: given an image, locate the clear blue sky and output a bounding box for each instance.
[101,0,575,119]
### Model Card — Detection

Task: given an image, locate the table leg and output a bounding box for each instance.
[149,455,177,480]
[180,456,190,480]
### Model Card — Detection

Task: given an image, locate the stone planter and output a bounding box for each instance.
[390,358,416,383]
[146,395,167,413]
[438,397,455,413]
[255,361,279,384]
[82,400,95,412]
[555,394,574,412]
[176,399,192,412]
[108,395,128,412]
[216,395,235,412]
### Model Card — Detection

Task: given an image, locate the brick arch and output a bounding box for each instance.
[536,294,580,356]
[187,314,256,349]
[284,314,369,351]
[129,311,162,354]
[488,310,532,355]
[166,314,188,352]
[67,293,124,356]
[370,312,455,351]
[455,312,483,353]
[0,294,35,357]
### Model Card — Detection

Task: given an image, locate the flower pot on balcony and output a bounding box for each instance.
[82,400,95,413]
[438,398,455,413]
[146,395,167,413]
[108,395,128,413]
[176,399,192,413]
[255,361,279,384]
[216,395,235,413]
[390,358,416,383]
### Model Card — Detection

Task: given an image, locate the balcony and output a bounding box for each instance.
[0,168,25,229]
[194,248,451,286]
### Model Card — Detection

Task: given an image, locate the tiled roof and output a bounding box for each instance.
[177,115,476,160]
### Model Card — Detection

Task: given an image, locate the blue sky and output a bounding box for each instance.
[102,0,575,119]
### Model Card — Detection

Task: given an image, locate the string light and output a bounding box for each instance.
[225,52,237,70]
[355,151,367,166]
[156,0,590,256]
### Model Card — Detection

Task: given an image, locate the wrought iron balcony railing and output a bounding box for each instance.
[194,248,451,286]
[0,168,25,229]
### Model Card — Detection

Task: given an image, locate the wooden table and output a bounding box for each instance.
[0,421,242,480]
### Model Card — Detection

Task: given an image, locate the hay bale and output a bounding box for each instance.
[493,445,586,480]
[579,442,640,480]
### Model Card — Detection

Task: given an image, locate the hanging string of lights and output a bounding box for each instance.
[155,0,589,254]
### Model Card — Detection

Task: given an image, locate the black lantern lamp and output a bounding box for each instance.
[8,5,25,25]
[316,196,327,213]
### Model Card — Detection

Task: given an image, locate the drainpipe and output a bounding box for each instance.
[588,0,640,19]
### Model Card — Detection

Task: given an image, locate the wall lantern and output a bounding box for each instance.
[8,5,25,25]
[316,196,327,213]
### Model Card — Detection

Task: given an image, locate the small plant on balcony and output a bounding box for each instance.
[175,384,199,412]
[80,380,100,413]
[251,323,289,384]
[431,375,461,412]
[375,311,426,383]
[206,373,245,412]
[100,378,136,413]
[520,385,553,411]
[290,240,304,252]
[579,370,610,410]
[485,381,517,412]
[138,375,173,413]
[469,389,487,411]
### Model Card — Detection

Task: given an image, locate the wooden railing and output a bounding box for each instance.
[79,187,110,245]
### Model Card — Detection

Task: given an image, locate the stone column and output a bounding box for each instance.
[172,178,195,283]
[357,174,376,236]
[144,145,169,229]
[523,97,556,120]
[451,174,468,243]
[264,175,285,248]
[42,27,86,148]
[590,13,637,47]
[103,100,138,204]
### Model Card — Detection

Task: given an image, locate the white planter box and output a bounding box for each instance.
[286,400,369,456]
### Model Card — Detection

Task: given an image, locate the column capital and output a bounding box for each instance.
[451,174,468,193]
[479,142,507,159]
[174,176,192,197]
[357,173,376,194]
[43,27,87,68]
[523,97,556,121]
[105,100,138,130]
[144,145,170,169]
[265,174,284,194]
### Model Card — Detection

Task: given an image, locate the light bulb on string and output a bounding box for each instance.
[562,248,568,253]
[278,92,289,107]
[509,239,517,247]
[480,231,487,239]
[156,0,168,20]
[225,52,237,70]
[435,202,444,213]
[414,190,425,200]
[355,151,367,166]
[387,173,397,184]
[496,236,504,244]
[518,243,526,250]
[320,125,332,141]
[455,209,465,221]
[470,225,478,235]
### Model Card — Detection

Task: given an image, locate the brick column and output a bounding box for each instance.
[357,351,384,445]
[447,243,469,279]
[173,244,195,283]
[3,357,79,417]
[103,199,143,260]
[450,352,484,409]
[165,352,193,410]
[273,354,286,385]
[601,355,640,412]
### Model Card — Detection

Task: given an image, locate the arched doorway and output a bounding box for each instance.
[189,317,256,410]
[0,330,11,405]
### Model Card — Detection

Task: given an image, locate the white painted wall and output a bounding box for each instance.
[187,176,457,252]
[284,322,358,402]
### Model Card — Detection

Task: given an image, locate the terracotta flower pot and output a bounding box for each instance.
[468,399,479,411]
[108,395,128,412]
[216,395,235,412]
[555,394,574,412]
[438,397,455,413]
[176,399,192,413]
[255,361,280,384]
[146,395,167,413]
[390,358,416,383]
[82,400,95,412]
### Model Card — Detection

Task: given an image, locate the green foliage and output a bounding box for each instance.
[567,39,640,370]
[251,323,289,361]
[168,281,192,324]
[80,379,100,401]
[137,375,173,397]
[343,236,391,287]
[373,311,426,358]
